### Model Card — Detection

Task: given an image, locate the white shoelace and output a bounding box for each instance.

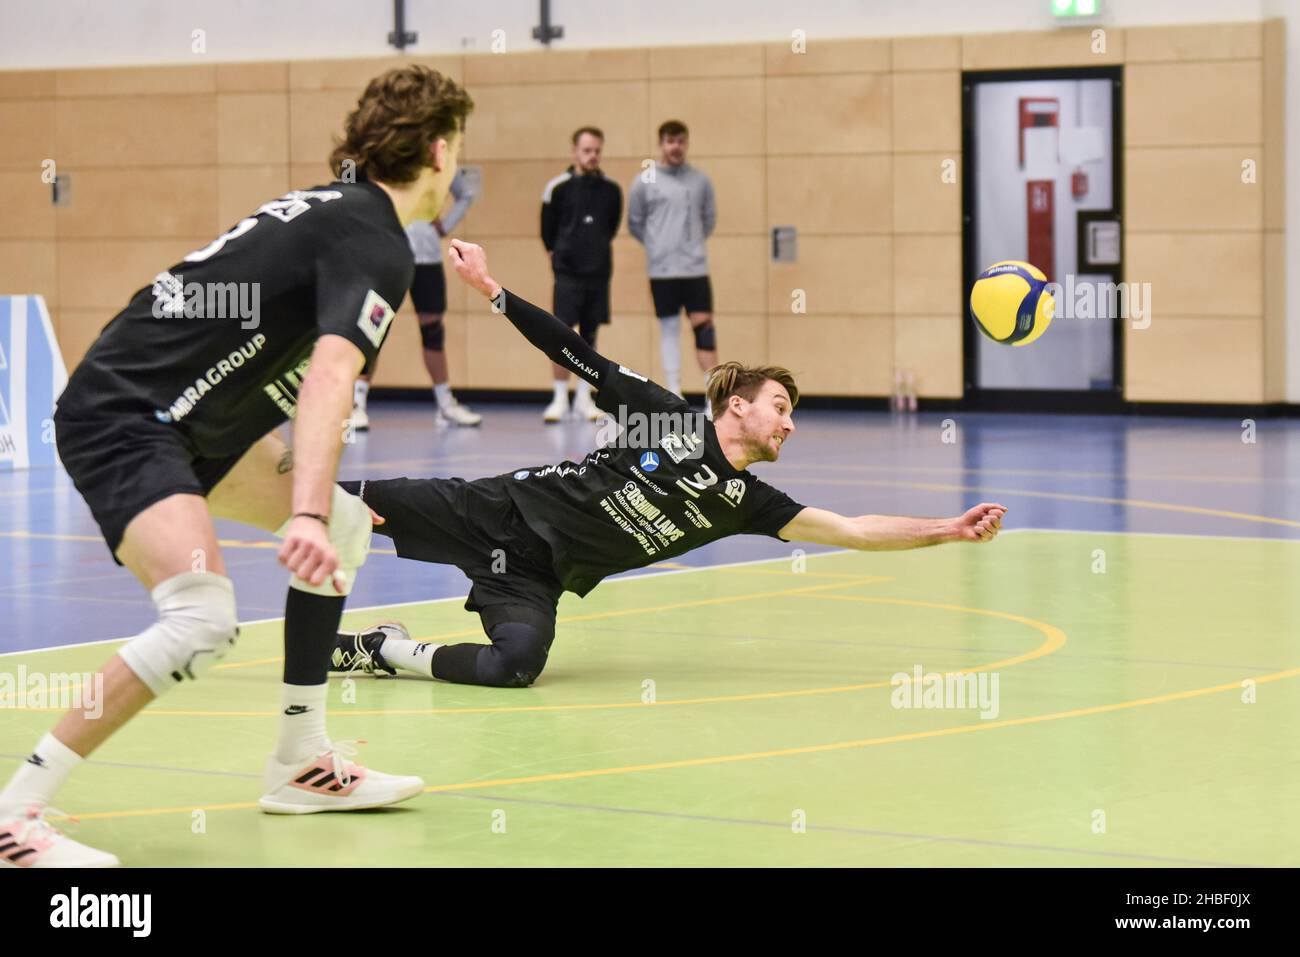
[342,634,378,678]
[322,740,364,789]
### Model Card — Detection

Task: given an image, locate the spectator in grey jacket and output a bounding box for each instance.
[351,166,480,430]
[627,120,718,402]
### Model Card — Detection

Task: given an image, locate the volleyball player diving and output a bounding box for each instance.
[329,239,1008,690]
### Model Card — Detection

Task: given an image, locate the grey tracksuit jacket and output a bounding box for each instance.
[627,162,716,279]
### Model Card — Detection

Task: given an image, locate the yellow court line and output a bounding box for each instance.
[204,574,894,675]
[788,476,1300,530]
[27,586,1056,720]
[61,666,1298,822]
[420,667,1300,794]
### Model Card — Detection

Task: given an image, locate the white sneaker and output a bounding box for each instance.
[438,401,481,427]
[0,805,120,868]
[572,394,602,422]
[259,742,424,815]
[349,406,370,432]
[542,396,569,423]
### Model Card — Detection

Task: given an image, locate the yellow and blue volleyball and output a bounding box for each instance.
[968,260,1055,346]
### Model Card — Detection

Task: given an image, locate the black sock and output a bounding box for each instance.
[284,588,346,685]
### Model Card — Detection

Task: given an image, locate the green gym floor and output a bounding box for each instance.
[5,529,1297,866]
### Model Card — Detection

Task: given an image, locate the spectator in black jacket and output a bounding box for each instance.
[540,126,623,422]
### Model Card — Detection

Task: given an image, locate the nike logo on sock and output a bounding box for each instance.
[25,754,46,768]
[283,705,312,716]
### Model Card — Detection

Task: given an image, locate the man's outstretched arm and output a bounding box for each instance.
[447,237,611,388]
[779,503,1007,551]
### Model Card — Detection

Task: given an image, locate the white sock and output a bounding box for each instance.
[0,732,83,813]
[658,315,682,394]
[551,381,569,405]
[380,637,442,678]
[574,379,592,404]
[433,382,454,410]
[274,683,329,765]
[353,380,370,411]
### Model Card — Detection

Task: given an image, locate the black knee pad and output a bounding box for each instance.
[419,316,445,351]
[692,319,716,351]
[480,620,553,688]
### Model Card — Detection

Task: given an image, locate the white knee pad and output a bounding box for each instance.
[118,572,239,697]
[276,486,373,597]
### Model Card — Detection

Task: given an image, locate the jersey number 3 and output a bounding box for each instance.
[184,192,343,263]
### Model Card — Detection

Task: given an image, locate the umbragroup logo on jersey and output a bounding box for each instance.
[0,296,67,471]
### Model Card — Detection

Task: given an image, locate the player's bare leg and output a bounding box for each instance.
[545,361,571,422]
[208,433,423,815]
[0,494,231,867]
[417,311,479,426]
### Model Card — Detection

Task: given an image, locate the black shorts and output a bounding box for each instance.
[553,275,610,343]
[409,263,447,314]
[650,276,712,317]
[347,475,563,630]
[54,406,245,560]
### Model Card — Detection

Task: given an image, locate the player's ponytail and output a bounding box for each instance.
[706,362,799,419]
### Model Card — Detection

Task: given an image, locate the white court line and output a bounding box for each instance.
[0,548,854,660]
[6,526,1296,661]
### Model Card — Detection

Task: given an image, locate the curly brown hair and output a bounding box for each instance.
[705,361,799,419]
[329,65,474,185]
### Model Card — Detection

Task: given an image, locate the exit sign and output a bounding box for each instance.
[1052,0,1101,16]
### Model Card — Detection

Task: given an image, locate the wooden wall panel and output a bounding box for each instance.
[0,20,1279,403]
[767,154,892,235]
[895,316,964,397]
[1125,148,1262,231]
[218,93,289,165]
[769,316,894,395]
[1124,22,1261,62]
[766,74,891,155]
[464,83,650,161]
[55,96,217,167]
[0,101,55,169]
[1126,233,1262,318]
[0,171,56,239]
[1126,61,1262,147]
[764,38,890,76]
[1125,318,1263,403]
[892,71,960,152]
[767,236,892,316]
[648,77,765,156]
[962,28,1125,69]
[892,153,960,234]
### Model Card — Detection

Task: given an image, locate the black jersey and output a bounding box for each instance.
[502,362,805,596]
[58,181,413,456]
